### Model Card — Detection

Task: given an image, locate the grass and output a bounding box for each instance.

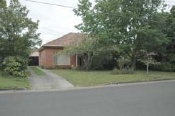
[0,71,29,90]
[52,69,175,87]
[29,66,45,75]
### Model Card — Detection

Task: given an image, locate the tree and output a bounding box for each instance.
[139,52,159,75]
[0,0,41,64]
[164,6,175,63]
[0,0,6,7]
[63,34,98,70]
[74,0,169,71]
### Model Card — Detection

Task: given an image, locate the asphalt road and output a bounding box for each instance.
[0,81,175,116]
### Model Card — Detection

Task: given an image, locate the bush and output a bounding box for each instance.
[161,63,172,72]
[150,62,175,72]
[90,52,116,70]
[2,56,28,77]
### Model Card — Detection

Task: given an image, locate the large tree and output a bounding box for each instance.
[164,6,175,63]
[0,0,41,63]
[0,0,6,7]
[74,0,169,70]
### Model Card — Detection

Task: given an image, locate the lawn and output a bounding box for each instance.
[52,69,175,87]
[0,71,29,90]
[29,66,45,75]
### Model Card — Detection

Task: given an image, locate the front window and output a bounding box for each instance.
[55,54,70,65]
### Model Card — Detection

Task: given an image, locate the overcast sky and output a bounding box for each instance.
[7,0,175,44]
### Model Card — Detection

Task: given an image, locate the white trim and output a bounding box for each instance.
[69,56,71,66]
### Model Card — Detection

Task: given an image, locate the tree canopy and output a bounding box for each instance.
[0,0,41,62]
[74,0,170,70]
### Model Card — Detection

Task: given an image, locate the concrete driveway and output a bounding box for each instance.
[28,67,74,90]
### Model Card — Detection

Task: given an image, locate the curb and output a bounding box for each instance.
[0,79,175,94]
[0,88,27,91]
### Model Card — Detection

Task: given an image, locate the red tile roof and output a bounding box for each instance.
[43,33,82,47]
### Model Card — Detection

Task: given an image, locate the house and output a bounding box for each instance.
[39,33,83,69]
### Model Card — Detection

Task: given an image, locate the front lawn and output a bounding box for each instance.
[0,71,29,90]
[52,69,175,87]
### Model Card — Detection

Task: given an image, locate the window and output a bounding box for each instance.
[56,55,70,65]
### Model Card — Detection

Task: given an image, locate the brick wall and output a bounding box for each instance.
[70,55,77,67]
[39,47,62,68]
[39,47,77,69]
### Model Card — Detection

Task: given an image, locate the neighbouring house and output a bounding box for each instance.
[39,33,83,69]
[29,49,39,66]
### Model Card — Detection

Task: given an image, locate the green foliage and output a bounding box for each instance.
[74,0,169,71]
[0,0,6,7]
[0,0,41,65]
[2,56,28,77]
[90,51,114,70]
[117,56,131,70]
[140,54,160,75]
[140,55,158,66]
[111,56,134,74]
[63,34,97,55]
[63,34,98,70]
[163,6,175,64]
[152,63,175,72]
[161,63,174,72]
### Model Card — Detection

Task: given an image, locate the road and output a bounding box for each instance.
[0,81,175,116]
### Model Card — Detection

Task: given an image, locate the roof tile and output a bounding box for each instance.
[43,32,82,47]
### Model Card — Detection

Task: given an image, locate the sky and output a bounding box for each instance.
[6,0,175,45]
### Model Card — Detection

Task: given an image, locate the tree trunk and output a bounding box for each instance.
[83,52,93,70]
[131,56,136,71]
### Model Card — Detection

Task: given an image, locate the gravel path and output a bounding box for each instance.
[28,67,74,90]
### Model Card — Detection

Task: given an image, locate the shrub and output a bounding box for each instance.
[150,62,175,72]
[2,56,28,77]
[90,52,117,70]
[161,63,172,72]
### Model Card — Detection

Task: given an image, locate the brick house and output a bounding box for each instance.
[39,33,83,69]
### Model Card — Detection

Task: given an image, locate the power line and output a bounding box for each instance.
[23,0,174,10]
[23,0,174,24]
[40,27,63,36]
[24,0,76,9]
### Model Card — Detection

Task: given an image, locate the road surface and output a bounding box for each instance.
[0,81,175,116]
